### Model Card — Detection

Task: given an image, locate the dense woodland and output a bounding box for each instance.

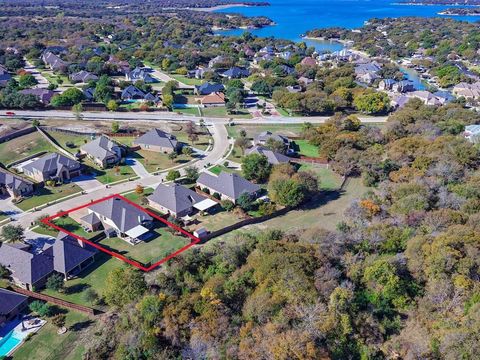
[79,99,480,359]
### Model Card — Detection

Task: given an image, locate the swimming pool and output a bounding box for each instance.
[0,328,23,357]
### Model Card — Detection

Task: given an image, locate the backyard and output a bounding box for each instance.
[45,131,92,155]
[16,183,83,211]
[12,309,92,360]
[0,131,56,166]
[295,139,319,158]
[130,150,193,173]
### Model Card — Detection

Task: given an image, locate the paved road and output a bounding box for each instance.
[147,67,194,90]
[126,157,150,178]
[24,60,50,89]
[7,122,229,230]
[0,109,389,124]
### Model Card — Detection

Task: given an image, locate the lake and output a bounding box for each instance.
[215,0,479,51]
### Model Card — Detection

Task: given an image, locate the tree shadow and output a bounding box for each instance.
[70,320,94,332]
[65,283,90,295]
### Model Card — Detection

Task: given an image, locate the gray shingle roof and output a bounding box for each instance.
[121,85,145,100]
[23,153,81,177]
[149,183,205,214]
[255,131,290,146]
[89,197,153,233]
[48,232,96,274]
[0,168,33,193]
[81,136,121,162]
[246,146,290,165]
[80,212,101,226]
[0,243,52,286]
[197,172,260,200]
[0,288,27,316]
[133,129,178,150]
[195,82,225,95]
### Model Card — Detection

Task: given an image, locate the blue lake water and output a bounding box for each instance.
[215,0,478,49]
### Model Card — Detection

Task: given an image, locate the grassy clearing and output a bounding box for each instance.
[122,187,154,205]
[131,150,192,173]
[298,164,343,191]
[202,107,253,119]
[99,226,191,265]
[169,74,203,86]
[193,209,243,233]
[226,123,305,139]
[174,107,200,116]
[46,131,91,155]
[295,139,319,157]
[208,164,241,176]
[15,183,82,211]
[12,310,91,360]
[0,131,56,165]
[88,163,136,184]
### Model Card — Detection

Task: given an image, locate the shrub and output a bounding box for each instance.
[202,187,210,194]
[212,192,221,200]
[221,200,235,211]
[29,300,51,317]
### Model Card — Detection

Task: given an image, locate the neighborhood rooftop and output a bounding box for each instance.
[197,171,260,200]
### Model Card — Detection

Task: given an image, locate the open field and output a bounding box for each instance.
[0,131,56,165]
[297,164,343,190]
[295,139,319,157]
[169,74,203,86]
[226,123,305,139]
[12,309,91,360]
[16,183,82,211]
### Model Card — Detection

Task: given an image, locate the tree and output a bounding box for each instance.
[107,100,119,112]
[51,313,66,330]
[163,94,174,109]
[83,288,99,304]
[72,103,83,120]
[111,121,120,133]
[235,136,250,155]
[221,199,235,211]
[29,301,51,317]
[237,192,255,211]
[182,146,193,156]
[242,154,272,183]
[188,133,199,144]
[185,166,199,182]
[32,119,40,127]
[168,151,178,163]
[353,92,390,114]
[1,224,24,243]
[46,273,64,292]
[50,88,85,107]
[166,170,181,182]
[18,73,37,88]
[104,267,147,308]
[135,184,144,194]
[268,179,306,207]
[265,138,287,154]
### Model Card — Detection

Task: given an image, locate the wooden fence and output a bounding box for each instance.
[12,287,97,317]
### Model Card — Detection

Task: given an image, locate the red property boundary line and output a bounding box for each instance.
[41,194,200,272]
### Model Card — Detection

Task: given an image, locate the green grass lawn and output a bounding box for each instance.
[12,310,92,360]
[295,140,319,158]
[174,107,201,116]
[0,212,8,222]
[99,226,191,265]
[88,164,136,184]
[193,209,243,233]
[46,131,92,154]
[42,253,125,307]
[226,123,305,139]
[115,131,211,152]
[15,183,83,211]
[132,150,192,173]
[169,74,203,86]
[201,107,252,119]
[0,131,56,166]
[208,164,241,176]
[298,164,343,191]
[122,187,154,205]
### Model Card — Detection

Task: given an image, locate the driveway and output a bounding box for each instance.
[0,196,23,219]
[126,157,150,178]
[71,174,103,191]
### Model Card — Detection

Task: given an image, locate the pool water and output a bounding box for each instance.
[0,328,22,357]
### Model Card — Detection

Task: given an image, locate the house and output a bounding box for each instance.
[464,124,480,143]
[22,153,81,183]
[197,171,261,204]
[246,146,291,165]
[392,80,415,93]
[254,131,292,153]
[125,68,156,83]
[144,92,161,105]
[195,82,225,96]
[121,85,145,100]
[359,72,379,85]
[208,55,227,68]
[300,57,317,67]
[0,231,96,290]
[452,82,480,100]
[276,64,295,76]
[83,87,95,101]
[148,183,214,218]
[378,79,396,91]
[286,85,302,93]
[79,212,103,232]
[407,91,447,106]
[80,135,124,168]
[88,197,153,244]
[41,51,68,72]
[69,70,98,83]
[187,68,208,79]
[0,169,34,199]
[0,73,12,87]
[298,76,314,87]
[19,89,56,104]
[0,288,28,326]
[222,67,250,79]
[133,128,179,153]
[355,62,381,77]
[201,92,225,107]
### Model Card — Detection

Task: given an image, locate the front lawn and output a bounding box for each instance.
[295,140,319,158]
[201,107,252,119]
[88,164,136,184]
[0,131,56,165]
[132,150,192,173]
[225,123,305,139]
[208,164,241,176]
[15,183,83,211]
[99,226,191,266]
[122,187,154,205]
[174,107,201,116]
[169,74,203,86]
[12,310,92,360]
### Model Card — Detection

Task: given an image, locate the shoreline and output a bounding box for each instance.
[302,36,353,46]
[188,4,254,12]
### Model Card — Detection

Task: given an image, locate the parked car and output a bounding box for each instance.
[5,111,15,116]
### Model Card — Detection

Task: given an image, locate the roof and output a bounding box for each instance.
[89,197,153,233]
[48,232,96,274]
[133,129,178,150]
[0,168,33,192]
[255,131,290,145]
[70,70,98,83]
[121,85,145,99]
[23,153,81,176]
[201,92,225,105]
[125,225,149,239]
[195,82,225,95]
[127,68,155,83]
[0,288,27,316]
[0,243,53,286]
[80,212,101,226]
[19,88,55,104]
[246,146,290,165]
[193,198,218,211]
[81,136,121,162]
[197,172,260,200]
[222,67,250,78]
[149,183,205,214]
